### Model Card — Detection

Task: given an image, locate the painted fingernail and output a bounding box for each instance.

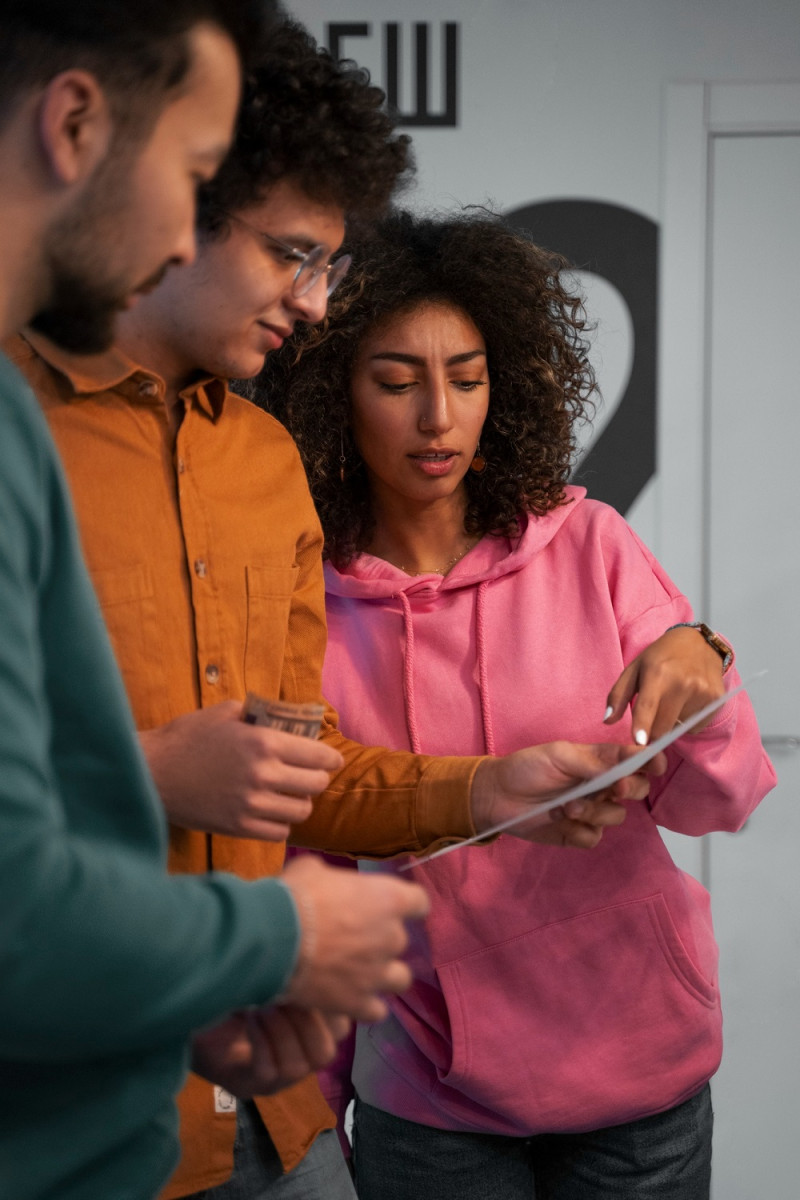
[603,705,614,722]
[635,729,648,746]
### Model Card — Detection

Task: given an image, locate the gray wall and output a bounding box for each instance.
[286,0,800,547]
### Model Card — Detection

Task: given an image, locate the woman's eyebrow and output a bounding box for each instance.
[446,349,487,366]
[369,349,487,366]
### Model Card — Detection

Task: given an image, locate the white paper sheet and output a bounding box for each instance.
[401,676,761,869]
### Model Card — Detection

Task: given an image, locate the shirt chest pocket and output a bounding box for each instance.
[243,564,299,698]
[91,562,168,730]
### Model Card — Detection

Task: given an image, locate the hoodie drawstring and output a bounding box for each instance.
[475,581,496,756]
[399,591,423,754]
[399,581,496,757]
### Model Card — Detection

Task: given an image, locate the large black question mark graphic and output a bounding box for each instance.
[506,200,658,515]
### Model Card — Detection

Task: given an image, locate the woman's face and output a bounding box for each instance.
[349,301,490,512]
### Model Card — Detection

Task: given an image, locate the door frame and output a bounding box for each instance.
[659,81,800,607]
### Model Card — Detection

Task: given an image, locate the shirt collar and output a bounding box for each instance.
[189,375,227,420]
[22,328,139,394]
[22,328,228,420]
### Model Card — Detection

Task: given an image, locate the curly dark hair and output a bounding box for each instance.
[197,19,414,233]
[251,208,596,565]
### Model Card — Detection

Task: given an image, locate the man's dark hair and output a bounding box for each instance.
[0,0,278,133]
[198,18,414,232]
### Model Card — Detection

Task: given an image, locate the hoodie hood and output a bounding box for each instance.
[323,487,587,758]
[323,485,587,601]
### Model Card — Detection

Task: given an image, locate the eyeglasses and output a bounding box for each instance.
[221,211,351,298]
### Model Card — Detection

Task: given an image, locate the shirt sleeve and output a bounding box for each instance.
[279,487,481,858]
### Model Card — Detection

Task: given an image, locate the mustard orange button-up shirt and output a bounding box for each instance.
[7,330,479,1197]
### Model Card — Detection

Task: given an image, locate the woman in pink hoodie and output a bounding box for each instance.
[257,211,775,1200]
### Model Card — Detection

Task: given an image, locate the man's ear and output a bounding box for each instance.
[37,70,113,186]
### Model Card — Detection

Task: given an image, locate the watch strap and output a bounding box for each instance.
[667,621,734,674]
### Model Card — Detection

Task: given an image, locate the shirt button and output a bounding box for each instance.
[194,559,207,578]
[205,664,220,685]
[138,379,159,397]
[177,458,186,474]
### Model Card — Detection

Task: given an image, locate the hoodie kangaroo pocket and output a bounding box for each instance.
[432,893,720,1133]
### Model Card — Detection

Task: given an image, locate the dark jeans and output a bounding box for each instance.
[184,1100,356,1200]
[352,1086,712,1200]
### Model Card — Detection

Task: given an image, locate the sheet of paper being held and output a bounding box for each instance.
[400,675,762,870]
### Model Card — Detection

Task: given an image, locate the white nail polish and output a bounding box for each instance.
[635,729,648,746]
[603,705,614,722]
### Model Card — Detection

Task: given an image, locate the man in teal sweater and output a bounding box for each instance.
[0,4,429,1198]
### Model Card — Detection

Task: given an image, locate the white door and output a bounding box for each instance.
[661,85,800,1200]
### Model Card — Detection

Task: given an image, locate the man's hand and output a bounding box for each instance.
[191,1005,351,1099]
[280,855,430,1023]
[140,701,344,840]
[471,741,667,848]
[604,626,726,745]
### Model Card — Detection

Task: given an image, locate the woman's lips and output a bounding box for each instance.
[408,451,459,476]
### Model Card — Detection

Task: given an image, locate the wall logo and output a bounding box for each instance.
[326,23,459,127]
[507,201,658,516]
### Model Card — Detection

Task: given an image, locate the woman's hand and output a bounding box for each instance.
[604,626,727,746]
[471,741,667,849]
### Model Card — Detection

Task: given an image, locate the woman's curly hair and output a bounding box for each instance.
[197,18,413,233]
[253,208,596,565]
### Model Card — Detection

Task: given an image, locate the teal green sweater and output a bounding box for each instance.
[0,355,301,1199]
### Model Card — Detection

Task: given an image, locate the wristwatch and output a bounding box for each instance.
[670,622,734,674]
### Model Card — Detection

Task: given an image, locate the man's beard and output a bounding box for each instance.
[28,267,124,355]
[28,145,169,355]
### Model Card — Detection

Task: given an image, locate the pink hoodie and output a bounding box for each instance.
[321,488,775,1136]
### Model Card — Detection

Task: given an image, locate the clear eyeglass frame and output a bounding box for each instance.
[221,210,351,298]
